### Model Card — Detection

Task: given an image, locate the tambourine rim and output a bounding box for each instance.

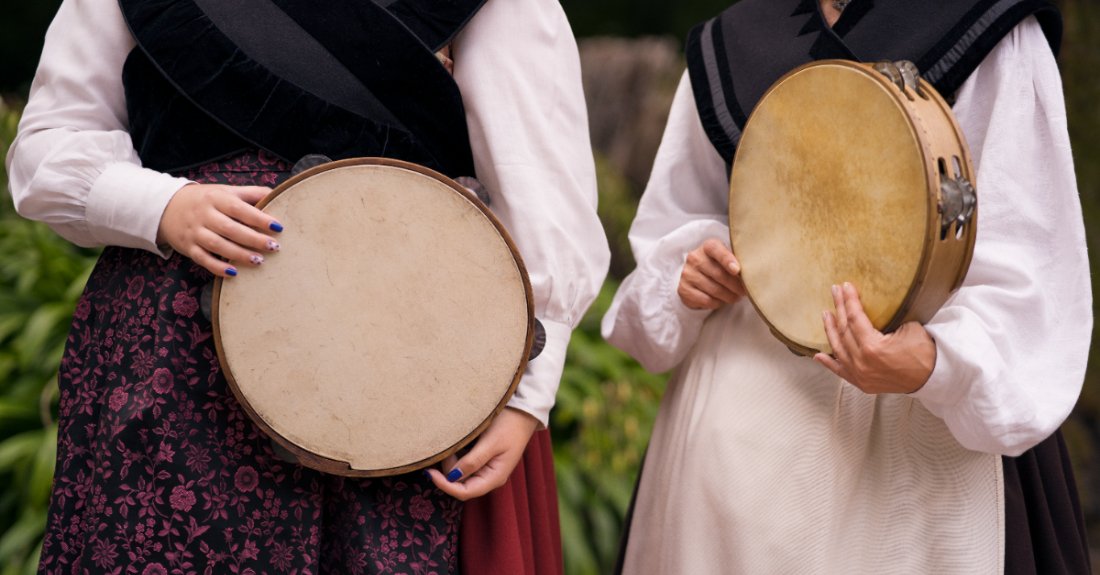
[211,157,536,476]
[729,59,975,356]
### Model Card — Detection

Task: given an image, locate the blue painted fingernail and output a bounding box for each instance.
[269,222,284,232]
[267,241,280,252]
[446,469,463,482]
[250,255,264,265]
[423,469,432,479]
[225,268,238,277]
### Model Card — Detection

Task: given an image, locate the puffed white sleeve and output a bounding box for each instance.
[910,17,1091,456]
[5,0,191,256]
[453,0,611,427]
[600,72,731,374]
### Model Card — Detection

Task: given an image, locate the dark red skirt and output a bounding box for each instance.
[462,429,563,575]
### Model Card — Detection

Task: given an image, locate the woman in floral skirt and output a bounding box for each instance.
[6,0,609,572]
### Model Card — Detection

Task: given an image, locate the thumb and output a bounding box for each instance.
[443,439,496,483]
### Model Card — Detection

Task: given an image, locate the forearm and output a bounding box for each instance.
[6,0,190,255]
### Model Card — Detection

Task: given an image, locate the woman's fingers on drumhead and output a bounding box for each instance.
[214,213,282,254]
[217,189,284,233]
[842,283,879,341]
[197,230,265,267]
[830,285,848,333]
[702,239,740,275]
[697,258,745,297]
[188,247,238,278]
[821,311,851,363]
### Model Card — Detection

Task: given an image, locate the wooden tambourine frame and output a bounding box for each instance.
[211,158,535,476]
[729,60,977,356]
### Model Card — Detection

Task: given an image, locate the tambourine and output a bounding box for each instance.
[211,158,534,476]
[729,60,977,356]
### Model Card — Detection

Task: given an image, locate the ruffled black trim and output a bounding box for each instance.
[685,0,1061,163]
[686,23,739,165]
[917,0,1062,98]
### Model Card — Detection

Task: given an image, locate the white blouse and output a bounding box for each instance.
[5,0,611,428]
[602,17,1091,456]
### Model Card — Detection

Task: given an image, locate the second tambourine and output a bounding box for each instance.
[729,60,977,356]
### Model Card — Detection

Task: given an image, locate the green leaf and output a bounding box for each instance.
[0,401,37,424]
[27,427,57,506]
[21,540,43,575]
[0,431,45,473]
[0,510,46,564]
[558,494,599,575]
[16,304,71,370]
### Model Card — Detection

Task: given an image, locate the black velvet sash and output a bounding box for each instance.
[118,0,486,176]
[686,0,1062,164]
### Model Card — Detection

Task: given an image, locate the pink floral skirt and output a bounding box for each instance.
[39,150,562,575]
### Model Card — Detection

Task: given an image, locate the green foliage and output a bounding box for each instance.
[551,280,669,574]
[1050,0,1100,541]
[595,155,641,280]
[549,153,670,574]
[0,101,100,574]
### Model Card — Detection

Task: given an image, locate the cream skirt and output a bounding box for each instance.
[620,302,1003,574]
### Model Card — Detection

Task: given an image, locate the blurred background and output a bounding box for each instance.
[0,0,1098,574]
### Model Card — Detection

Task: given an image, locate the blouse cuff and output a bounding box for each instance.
[86,162,192,258]
[909,312,982,411]
[666,260,716,324]
[506,318,572,429]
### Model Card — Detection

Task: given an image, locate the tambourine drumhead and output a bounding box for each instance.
[213,159,533,476]
[730,60,975,355]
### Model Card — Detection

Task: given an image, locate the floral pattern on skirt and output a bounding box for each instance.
[39,150,463,575]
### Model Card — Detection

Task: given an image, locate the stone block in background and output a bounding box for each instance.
[579,36,685,197]
[578,37,685,279]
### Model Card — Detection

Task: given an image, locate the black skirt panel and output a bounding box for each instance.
[1004,429,1091,575]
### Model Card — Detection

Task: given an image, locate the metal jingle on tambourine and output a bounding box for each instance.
[873,60,923,98]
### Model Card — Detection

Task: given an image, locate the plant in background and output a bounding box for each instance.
[0,102,101,575]
[552,282,668,575]
[550,156,670,575]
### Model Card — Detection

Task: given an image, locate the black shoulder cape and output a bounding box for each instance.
[118,0,486,177]
[686,0,1062,164]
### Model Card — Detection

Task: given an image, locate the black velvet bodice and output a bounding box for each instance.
[118,0,486,176]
